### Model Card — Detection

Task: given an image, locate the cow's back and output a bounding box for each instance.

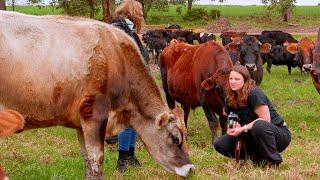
[0,11,139,123]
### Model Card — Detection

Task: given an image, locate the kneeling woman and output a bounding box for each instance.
[214,65,291,167]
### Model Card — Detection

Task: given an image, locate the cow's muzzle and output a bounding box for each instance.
[175,164,195,177]
[245,63,257,71]
[303,64,312,72]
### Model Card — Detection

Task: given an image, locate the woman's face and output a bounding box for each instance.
[229,71,244,91]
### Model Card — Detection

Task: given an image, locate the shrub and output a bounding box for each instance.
[208,9,221,20]
[176,6,183,15]
[183,8,208,21]
[57,0,101,17]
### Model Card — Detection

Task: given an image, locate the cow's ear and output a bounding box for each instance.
[155,112,169,129]
[260,43,272,54]
[286,44,298,54]
[201,77,215,91]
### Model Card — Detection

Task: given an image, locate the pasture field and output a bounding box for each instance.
[6,5,320,29]
[1,37,320,179]
[1,6,320,179]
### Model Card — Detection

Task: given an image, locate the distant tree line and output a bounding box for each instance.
[0,0,299,22]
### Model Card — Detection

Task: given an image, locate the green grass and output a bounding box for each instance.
[1,56,320,179]
[1,5,320,179]
[6,5,320,29]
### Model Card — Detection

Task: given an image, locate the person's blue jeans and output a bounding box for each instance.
[118,127,137,151]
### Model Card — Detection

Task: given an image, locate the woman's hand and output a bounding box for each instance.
[227,125,244,137]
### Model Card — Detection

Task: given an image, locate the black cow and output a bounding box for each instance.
[193,32,216,44]
[165,24,182,29]
[262,45,299,74]
[238,35,264,85]
[260,30,297,46]
[143,36,167,64]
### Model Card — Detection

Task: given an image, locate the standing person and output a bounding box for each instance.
[106,0,147,173]
[214,65,291,167]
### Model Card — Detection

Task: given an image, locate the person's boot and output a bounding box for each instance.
[128,147,141,167]
[116,150,130,173]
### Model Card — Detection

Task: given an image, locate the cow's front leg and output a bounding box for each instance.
[79,95,108,180]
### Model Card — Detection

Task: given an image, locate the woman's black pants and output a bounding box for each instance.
[214,120,291,164]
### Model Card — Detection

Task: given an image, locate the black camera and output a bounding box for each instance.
[228,112,240,128]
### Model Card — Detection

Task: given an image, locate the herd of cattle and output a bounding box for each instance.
[1,10,320,179]
[142,28,315,79]
[152,28,320,148]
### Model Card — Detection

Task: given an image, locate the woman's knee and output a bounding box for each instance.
[251,120,270,137]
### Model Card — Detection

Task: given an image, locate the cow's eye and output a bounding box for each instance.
[172,135,180,145]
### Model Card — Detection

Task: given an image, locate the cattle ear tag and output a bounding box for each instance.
[155,112,169,129]
[201,78,214,91]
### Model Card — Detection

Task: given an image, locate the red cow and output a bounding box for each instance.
[220,31,247,46]
[285,37,315,72]
[159,39,233,143]
[311,28,320,94]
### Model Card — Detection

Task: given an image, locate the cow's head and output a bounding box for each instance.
[311,29,320,94]
[200,68,231,111]
[285,38,315,72]
[129,106,193,177]
[238,35,262,72]
[201,68,231,95]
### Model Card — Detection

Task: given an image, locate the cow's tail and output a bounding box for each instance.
[0,110,24,137]
[318,28,320,41]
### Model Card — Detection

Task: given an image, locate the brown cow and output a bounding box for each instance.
[220,31,247,46]
[311,28,320,94]
[159,39,233,144]
[0,11,194,178]
[285,37,315,72]
[0,110,25,180]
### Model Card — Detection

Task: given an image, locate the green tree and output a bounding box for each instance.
[57,0,101,18]
[262,0,296,22]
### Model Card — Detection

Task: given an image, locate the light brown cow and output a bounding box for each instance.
[0,11,193,179]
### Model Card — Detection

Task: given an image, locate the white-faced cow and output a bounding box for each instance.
[0,11,194,179]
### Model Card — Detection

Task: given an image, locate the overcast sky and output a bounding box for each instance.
[195,0,320,6]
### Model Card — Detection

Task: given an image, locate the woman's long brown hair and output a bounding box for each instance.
[226,65,256,108]
[114,0,145,34]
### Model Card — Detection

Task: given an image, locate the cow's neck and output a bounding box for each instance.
[127,65,168,120]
